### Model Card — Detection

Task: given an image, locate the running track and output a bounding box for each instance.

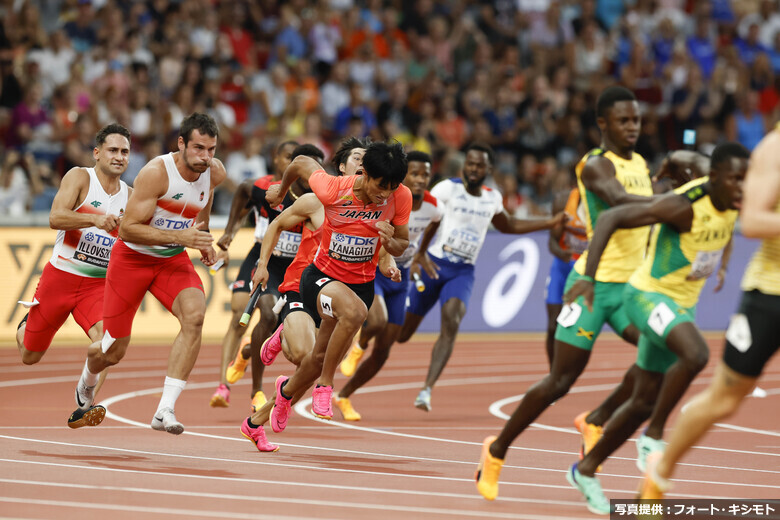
[1,334,778,519]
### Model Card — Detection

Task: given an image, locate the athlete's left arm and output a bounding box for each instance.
[565,194,692,309]
[194,159,227,266]
[741,132,780,238]
[267,156,323,207]
[377,221,409,257]
[491,208,563,234]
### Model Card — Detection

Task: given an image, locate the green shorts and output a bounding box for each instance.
[554,270,633,351]
[623,284,697,374]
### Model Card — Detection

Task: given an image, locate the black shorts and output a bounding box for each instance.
[277,291,309,324]
[723,290,780,378]
[230,242,261,293]
[261,255,292,299]
[299,264,374,328]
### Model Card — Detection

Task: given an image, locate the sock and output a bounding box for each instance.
[279,380,292,400]
[80,360,99,387]
[246,417,260,428]
[157,376,186,412]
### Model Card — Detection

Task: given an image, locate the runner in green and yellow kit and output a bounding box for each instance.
[475,86,654,503]
[564,142,749,514]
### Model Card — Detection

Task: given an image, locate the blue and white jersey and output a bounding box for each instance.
[426,178,503,265]
[395,190,443,268]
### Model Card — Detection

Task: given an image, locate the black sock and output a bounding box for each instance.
[280,380,292,400]
[246,417,259,428]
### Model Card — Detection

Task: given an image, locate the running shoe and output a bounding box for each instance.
[574,410,603,471]
[414,387,432,411]
[240,417,279,452]
[209,383,230,407]
[339,343,365,377]
[226,337,251,384]
[475,435,504,500]
[636,432,667,472]
[566,462,611,515]
[251,390,267,413]
[333,395,361,421]
[67,405,106,429]
[270,376,291,433]
[639,452,670,500]
[75,381,96,411]
[311,385,333,419]
[260,324,284,366]
[151,407,184,435]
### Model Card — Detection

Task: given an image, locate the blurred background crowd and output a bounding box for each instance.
[0,0,777,219]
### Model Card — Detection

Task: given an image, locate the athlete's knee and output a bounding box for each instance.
[338,301,367,328]
[680,345,709,373]
[538,373,574,402]
[92,335,129,367]
[626,394,655,421]
[179,304,206,331]
[20,348,44,365]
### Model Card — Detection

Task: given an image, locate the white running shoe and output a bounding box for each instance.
[151,407,184,435]
[75,381,95,411]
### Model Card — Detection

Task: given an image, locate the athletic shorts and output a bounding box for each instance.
[278,291,308,324]
[374,265,410,325]
[23,262,105,352]
[299,264,374,328]
[545,257,576,305]
[554,270,632,351]
[102,240,204,339]
[723,290,780,378]
[406,255,475,317]
[230,242,261,293]
[623,284,696,374]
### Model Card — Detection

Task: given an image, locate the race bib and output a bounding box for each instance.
[327,233,378,263]
[273,230,302,258]
[557,302,582,328]
[442,229,480,263]
[725,313,752,353]
[687,249,723,281]
[74,231,115,269]
[319,294,334,317]
[648,302,676,336]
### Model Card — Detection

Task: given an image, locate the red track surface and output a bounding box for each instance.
[1,335,778,519]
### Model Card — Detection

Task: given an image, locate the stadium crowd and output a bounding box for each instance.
[0,0,777,217]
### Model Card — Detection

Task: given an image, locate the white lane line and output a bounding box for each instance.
[0,477,591,512]
[0,497,318,520]
[0,458,749,502]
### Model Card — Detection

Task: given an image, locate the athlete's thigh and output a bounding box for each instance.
[554,272,614,351]
[149,252,204,312]
[23,264,79,351]
[71,276,106,335]
[723,290,780,378]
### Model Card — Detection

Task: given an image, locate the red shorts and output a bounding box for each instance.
[24,262,105,352]
[102,240,204,338]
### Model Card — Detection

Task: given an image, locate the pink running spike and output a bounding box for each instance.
[311,385,333,419]
[270,375,291,433]
[240,417,279,452]
[260,324,284,366]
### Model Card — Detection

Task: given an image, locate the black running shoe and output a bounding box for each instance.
[68,405,106,429]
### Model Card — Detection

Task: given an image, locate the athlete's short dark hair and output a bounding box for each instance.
[362,141,407,188]
[180,112,219,145]
[464,142,494,165]
[406,150,432,165]
[332,136,370,169]
[95,123,130,147]
[710,142,750,170]
[292,143,325,164]
[277,140,299,154]
[596,86,637,118]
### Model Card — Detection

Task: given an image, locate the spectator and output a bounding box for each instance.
[725,90,767,151]
[333,81,376,136]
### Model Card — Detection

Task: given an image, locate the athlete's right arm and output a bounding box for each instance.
[49,168,119,231]
[252,193,320,293]
[216,179,253,251]
[266,156,323,207]
[741,131,780,238]
[411,220,441,280]
[548,191,570,262]
[564,194,692,309]
[581,155,652,207]
[119,160,213,249]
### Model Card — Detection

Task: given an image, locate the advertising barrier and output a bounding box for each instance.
[0,228,759,344]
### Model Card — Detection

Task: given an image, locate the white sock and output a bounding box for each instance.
[80,360,99,387]
[157,376,186,412]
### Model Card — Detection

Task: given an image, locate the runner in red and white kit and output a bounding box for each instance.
[263,140,411,427]
[16,124,131,428]
[210,140,298,411]
[72,113,226,435]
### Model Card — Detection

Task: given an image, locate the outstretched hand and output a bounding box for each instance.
[181,221,214,249]
[563,279,594,312]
